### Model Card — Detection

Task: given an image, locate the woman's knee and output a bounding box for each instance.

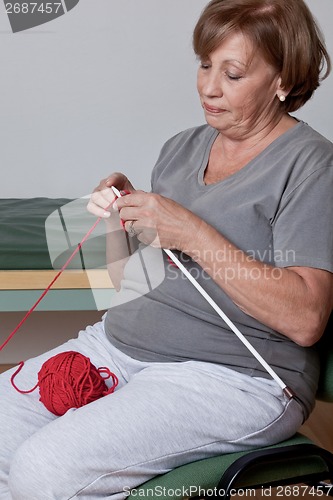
[9,449,39,499]
[8,437,66,500]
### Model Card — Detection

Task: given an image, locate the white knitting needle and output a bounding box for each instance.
[111,186,294,399]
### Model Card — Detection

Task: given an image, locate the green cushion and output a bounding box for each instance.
[0,198,71,269]
[0,198,107,270]
[127,435,328,500]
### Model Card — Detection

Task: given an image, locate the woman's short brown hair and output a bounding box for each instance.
[193,0,331,112]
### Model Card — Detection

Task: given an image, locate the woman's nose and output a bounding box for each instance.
[200,71,223,98]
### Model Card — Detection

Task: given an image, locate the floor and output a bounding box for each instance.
[0,364,332,499]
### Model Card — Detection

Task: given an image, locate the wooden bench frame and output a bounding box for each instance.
[0,270,114,312]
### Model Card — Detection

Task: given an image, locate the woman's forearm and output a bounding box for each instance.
[104,216,137,291]
[184,220,332,345]
[86,173,137,291]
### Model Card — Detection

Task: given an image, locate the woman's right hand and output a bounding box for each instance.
[87,172,135,219]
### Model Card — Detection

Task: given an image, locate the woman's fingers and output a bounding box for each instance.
[87,172,135,218]
[104,172,135,193]
[115,192,188,249]
[87,188,116,218]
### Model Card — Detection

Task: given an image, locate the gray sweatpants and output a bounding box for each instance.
[0,317,304,499]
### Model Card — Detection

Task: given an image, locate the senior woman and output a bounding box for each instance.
[1,0,332,498]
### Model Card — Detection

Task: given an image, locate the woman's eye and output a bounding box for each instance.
[226,73,242,81]
[200,62,211,70]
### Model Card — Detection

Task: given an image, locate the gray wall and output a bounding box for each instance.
[1,0,332,199]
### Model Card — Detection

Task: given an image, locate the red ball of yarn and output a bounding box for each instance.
[11,351,118,416]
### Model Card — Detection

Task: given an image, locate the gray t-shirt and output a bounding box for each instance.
[105,121,333,417]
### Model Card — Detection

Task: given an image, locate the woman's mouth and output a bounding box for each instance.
[203,103,226,114]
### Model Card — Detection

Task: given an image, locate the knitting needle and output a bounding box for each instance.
[111,186,294,399]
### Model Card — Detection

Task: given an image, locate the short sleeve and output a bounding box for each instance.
[272,165,333,272]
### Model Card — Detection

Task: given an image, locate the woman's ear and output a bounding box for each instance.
[276,76,292,97]
[276,77,291,102]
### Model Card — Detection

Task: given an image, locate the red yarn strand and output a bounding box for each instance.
[10,361,39,394]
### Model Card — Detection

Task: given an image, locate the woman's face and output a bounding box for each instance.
[197,32,284,139]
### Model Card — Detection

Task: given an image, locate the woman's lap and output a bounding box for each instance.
[0,319,304,499]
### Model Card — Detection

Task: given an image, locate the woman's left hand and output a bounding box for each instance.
[114,191,202,251]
